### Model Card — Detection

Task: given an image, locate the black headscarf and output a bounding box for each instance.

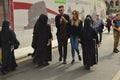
[2,20,9,30]
[38,14,48,25]
[82,18,91,40]
[33,14,48,34]
[86,15,94,25]
[0,20,11,42]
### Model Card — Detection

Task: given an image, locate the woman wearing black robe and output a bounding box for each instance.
[80,18,100,70]
[0,20,20,74]
[32,14,52,66]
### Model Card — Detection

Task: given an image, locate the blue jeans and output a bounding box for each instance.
[70,35,80,59]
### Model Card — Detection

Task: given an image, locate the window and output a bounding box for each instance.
[110,0,114,8]
[116,0,119,6]
[105,1,108,7]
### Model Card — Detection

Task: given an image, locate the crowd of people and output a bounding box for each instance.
[54,5,101,70]
[0,5,120,75]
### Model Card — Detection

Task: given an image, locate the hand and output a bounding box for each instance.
[60,18,63,22]
[61,16,65,20]
[61,16,68,23]
[78,38,81,43]
[97,43,100,47]
[117,27,120,31]
[47,40,51,46]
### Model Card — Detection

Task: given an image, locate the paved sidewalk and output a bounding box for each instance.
[1,32,120,80]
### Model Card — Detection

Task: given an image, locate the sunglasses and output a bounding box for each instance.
[72,12,77,15]
[59,10,63,12]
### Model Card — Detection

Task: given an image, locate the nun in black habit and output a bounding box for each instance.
[32,14,52,66]
[80,18,100,70]
[0,20,20,74]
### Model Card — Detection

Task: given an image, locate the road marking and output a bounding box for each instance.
[16,56,32,63]
[112,71,120,80]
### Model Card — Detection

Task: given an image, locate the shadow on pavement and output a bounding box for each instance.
[0,60,93,80]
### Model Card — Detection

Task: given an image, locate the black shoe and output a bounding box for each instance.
[116,49,119,52]
[10,68,16,71]
[78,55,82,61]
[71,59,75,64]
[59,57,62,62]
[44,62,50,66]
[62,60,67,64]
[1,70,8,75]
[113,49,119,53]
[85,65,90,70]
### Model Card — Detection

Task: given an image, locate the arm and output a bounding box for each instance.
[55,15,61,28]
[93,29,98,43]
[92,28,100,47]
[62,14,70,23]
[78,20,83,39]
[112,20,118,31]
[47,25,53,46]
[11,30,20,49]
[32,22,38,48]
[100,19,104,29]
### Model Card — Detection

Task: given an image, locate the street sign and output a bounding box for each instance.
[54,0,66,4]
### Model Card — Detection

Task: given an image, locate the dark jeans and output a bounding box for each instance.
[57,36,68,61]
[95,27,103,42]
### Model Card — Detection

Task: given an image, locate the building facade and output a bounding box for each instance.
[105,0,120,8]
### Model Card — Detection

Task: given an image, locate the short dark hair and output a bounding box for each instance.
[58,5,64,8]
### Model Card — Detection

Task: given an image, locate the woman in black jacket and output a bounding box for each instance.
[32,14,52,66]
[80,18,100,70]
[0,20,20,74]
[69,10,83,64]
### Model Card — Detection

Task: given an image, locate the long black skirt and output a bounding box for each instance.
[82,39,98,66]
[33,44,52,64]
[2,48,17,71]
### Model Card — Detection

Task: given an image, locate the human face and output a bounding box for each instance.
[96,15,99,19]
[58,7,64,15]
[72,12,78,20]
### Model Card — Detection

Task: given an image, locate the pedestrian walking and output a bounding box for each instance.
[68,10,83,64]
[55,5,70,64]
[80,18,100,70]
[112,13,120,53]
[105,15,112,33]
[32,14,52,66]
[93,13,104,43]
[0,20,20,74]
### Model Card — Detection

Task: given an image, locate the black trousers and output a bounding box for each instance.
[107,27,111,33]
[57,36,68,61]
